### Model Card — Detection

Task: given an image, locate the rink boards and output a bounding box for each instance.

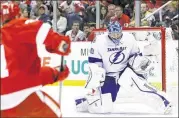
[41,41,178,90]
[39,28,178,90]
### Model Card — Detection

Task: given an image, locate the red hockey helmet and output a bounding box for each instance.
[0,1,20,24]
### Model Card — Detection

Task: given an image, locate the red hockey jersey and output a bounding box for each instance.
[1,18,71,95]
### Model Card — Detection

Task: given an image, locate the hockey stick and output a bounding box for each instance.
[59,56,64,105]
[52,1,63,106]
[53,59,64,106]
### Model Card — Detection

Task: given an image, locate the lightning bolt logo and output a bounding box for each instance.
[112,51,122,63]
[109,51,125,65]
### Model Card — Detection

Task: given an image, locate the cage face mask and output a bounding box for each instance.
[107,20,122,40]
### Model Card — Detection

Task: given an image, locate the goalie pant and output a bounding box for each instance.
[1,90,62,118]
[77,67,172,114]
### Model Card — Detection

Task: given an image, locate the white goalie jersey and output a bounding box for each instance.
[88,32,144,78]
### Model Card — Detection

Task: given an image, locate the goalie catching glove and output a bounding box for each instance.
[128,54,153,75]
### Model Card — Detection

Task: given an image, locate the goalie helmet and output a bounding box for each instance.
[107,20,123,41]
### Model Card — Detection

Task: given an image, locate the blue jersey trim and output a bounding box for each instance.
[88,57,103,63]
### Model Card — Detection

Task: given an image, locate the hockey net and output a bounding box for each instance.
[91,27,178,94]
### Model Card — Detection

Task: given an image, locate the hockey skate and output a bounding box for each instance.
[164,103,173,115]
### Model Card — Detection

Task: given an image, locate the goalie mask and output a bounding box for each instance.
[107,20,123,41]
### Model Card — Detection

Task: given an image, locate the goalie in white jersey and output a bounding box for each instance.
[75,20,172,114]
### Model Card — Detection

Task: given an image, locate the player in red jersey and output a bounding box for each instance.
[111,5,130,27]
[1,2,71,117]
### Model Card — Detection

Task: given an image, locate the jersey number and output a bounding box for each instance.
[1,45,9,78]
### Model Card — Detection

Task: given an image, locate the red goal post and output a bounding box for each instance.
[90,27,166,92]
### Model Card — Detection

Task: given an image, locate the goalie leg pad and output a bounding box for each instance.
[85,63,106,89]
[75,93,113,113]
[75,96,88,112]
[87,93,113,113]
[118,67,172,114]
[130,77,172,114]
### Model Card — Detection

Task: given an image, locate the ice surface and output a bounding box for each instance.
[41,86,178,117]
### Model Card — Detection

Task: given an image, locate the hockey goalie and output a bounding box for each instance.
[1,2,71,117]
[75,20,173,114]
